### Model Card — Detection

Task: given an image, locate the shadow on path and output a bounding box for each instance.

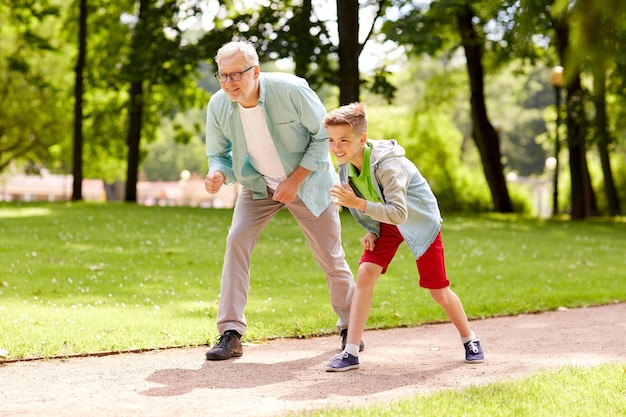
[141,350,465,400]
[141,352,332,396]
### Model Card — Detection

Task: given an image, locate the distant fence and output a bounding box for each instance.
[0,174,240,208]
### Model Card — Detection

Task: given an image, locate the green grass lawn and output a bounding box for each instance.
[297,364,626,417]
[1,202,625,360]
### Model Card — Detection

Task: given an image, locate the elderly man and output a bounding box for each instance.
[204,41,362,360]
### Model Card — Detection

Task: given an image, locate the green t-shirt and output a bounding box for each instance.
[348,143,382,203]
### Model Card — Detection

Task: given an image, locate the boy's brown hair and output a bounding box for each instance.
[323,102,368,136]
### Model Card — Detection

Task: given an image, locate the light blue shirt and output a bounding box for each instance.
[205,73,337,216]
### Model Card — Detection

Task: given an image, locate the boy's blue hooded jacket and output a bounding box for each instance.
[338,139,442,259]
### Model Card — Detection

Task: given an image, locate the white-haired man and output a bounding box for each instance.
[204,41,362,360]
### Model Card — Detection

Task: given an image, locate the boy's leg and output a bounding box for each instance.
[428,287,472,339]
[326,224,403,372]
[345,262,383,348]
[416,232,472,337]
[417,232,484,362]
[347,223,404,348]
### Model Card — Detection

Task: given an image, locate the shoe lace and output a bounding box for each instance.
[466,340,479,353]
[332,351,349,361]
[214,333,233,349]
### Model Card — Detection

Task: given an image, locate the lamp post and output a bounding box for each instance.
[549,66,564,216]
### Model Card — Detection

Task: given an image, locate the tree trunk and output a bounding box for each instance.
[593,77,621,216]
[124,80,143,203]
[456,4,513,213]
[124,0,149,203]
[292,0,313,80]
[564,75,597,219]
[553,17,596,219]
[72,0,87,201]
[592,34,621,215]
[336,0,360,105]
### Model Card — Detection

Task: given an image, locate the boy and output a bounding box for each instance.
[324,102,484,372]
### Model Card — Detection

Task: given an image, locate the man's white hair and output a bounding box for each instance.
[215,41,260,66]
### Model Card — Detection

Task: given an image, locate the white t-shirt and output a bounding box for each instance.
[238,104,287,190]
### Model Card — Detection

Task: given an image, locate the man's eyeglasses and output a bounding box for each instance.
[214,66,254,83]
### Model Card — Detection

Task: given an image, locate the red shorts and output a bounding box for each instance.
[359,223,450,290]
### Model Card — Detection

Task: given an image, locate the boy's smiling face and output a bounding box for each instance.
[327,124,367,168]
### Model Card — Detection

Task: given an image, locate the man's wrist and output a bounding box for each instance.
[289,166,311,185]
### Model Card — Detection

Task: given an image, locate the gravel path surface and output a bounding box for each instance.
[1,303,624,416]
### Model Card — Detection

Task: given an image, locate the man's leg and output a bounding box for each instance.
[215,189,283,336]
[286,200,355,330]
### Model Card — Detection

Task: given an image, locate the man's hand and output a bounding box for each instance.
[272,166,310,204]
[273,176,299,203]
[205,172,225,194]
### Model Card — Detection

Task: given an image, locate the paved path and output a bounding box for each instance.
[1,303,625,417]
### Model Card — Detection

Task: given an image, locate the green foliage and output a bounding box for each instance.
[404,112,489,213]
[485,63,554,176]
[2,0,624,217]
[363,61,498,213]
[560,0,626,79]
[141,109,208,181]
[588,152,626,214]
[56,0,212,184]
[1,203,624,360]
[0,0,73,173]
[506,182,534,214]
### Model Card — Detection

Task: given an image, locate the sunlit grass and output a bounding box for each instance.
[0,206,52,218]
[298,364,626,417]
[0,202,625,360]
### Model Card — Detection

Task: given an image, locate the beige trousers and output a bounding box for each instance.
[215,188,355,336]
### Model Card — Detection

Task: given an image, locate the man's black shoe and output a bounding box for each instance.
[206,330,243,361]
[340,329,364,352]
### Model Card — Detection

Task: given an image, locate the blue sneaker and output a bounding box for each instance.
[464,339,484,363]
[326,351,360,372]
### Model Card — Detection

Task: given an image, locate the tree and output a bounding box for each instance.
[123,0,149,203]
[455,3,513,213]
[336,0,360,104]
[257,0,333,88]
[517,0,624,217]
[552,10,597,219]
[71,0,87,201]
[248,0,388,102]
[336,0,389,104]
[383,0,513,213]
[0,1,72,175]
[80,0,212,202]
[569,0,624,215]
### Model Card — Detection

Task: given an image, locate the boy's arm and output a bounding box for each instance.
[360,231,377,251]
[331,171,409,225]
[365,165,409,224]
